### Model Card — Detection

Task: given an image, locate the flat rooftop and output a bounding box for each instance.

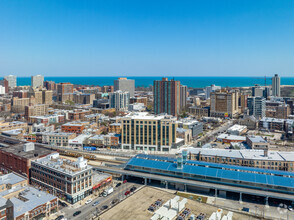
[181,148,294,161]
[217,134,246,141]
[10,187,57,218]
[0,173,27,185]
[0,136,54,159]
[33,153,92,175]
[247,136,267,143]
[124,112,175,120]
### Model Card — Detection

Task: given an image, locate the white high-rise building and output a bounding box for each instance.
[114,78,135,97]
[272,74,280,97]
[31,75,44,88]
[205,84,221,99]
[4,75,17,88]
[109,90,130,111]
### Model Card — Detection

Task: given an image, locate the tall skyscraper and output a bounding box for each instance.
[180,85,188,110]
[4,75,17,88]
[114,78,135,97]
[153,78,182,116]
[31,75,44,88]
[272,74,280,97]
[109,90,130,111]
[247,96,266,119]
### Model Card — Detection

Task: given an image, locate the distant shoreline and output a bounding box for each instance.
[7,76,294,89]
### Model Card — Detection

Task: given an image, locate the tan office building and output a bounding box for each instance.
[121,112,178,152]
[210,89,239,118]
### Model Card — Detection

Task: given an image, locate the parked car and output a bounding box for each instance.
[85,199,92,205]
[101,205,108,211]
[130,186,137,192]
[123,180,127,184]
[125,190,131,196]
[116,183,121,187]
[288,205,293,211]
[242,207,249,212]
[92,201,100,206]
[73,211,81,216]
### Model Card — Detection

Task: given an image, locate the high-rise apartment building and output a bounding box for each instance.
[109,90,130,111]
[57,83,74,102]
[153,78,182,116]
[44,80,56,91]
[240,93,248,113]
[4,75,17,88]
[31,75,44,88]
[114,78,135,97]
[248,96,266,119]
[180,85,188,110]
[210,89,239,118]
[11,97,35,113]
[272,74,280,97]
[28,87,43,104]
[205,84,221,99]
[121,112,178,152]
[25,104,49,120]
[43,89,53,104]
[252,85,270,98]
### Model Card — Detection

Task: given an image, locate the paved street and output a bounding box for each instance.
[55,182,140,220]
[193,120,233,146]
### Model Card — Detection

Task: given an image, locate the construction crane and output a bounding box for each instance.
[251,76,271,87]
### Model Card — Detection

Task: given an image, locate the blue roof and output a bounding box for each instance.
[135,154,294,177]
[126,154,294,189]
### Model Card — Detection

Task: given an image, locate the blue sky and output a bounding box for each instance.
[0,0,293,77]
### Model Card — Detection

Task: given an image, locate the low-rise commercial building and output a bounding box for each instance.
[43,132,76,146]
[246,136,269,150]
[227,124,247,135]
[0,139,54,178]
[177,119,203,138]
[188,106,210,118]
[68,134,92,148]
[31,153,93,204]
[182,148,294,171]
[61,123,85,134]
[216,134,246,144]
[0,173,58,220]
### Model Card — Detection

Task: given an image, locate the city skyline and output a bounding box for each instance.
[0,0,294,77]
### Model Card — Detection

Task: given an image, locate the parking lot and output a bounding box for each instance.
[99,186,258,220]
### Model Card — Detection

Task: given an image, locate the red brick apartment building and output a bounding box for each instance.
[61,123,85,134]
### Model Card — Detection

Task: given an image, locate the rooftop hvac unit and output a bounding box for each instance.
[23,143,35,152]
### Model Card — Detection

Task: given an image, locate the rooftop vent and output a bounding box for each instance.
[23,143,35,152]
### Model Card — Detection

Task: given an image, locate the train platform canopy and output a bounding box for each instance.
[125,154,294,189]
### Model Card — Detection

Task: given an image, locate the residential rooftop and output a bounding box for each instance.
[10,186,57,218]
